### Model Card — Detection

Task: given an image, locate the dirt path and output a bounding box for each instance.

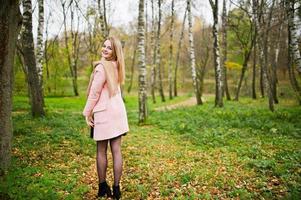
[154,94,214,111]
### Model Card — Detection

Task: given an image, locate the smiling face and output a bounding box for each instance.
[101,40,114,60]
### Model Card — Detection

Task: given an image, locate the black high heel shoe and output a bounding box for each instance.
[112,185,121,200]
[98,181,112,198]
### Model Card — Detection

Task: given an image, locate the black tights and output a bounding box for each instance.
[96,136,122,186]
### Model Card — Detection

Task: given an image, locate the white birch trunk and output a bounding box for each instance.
[209,0,223,107]
[188,0,201,105]
[156,0,165,102]
[36,0,44,88]
[168,0,175,100]
[138,0,148,123]
[21,0,45,116]
[150,0,157,103]
[287,0,301,73]
[174,8,187,97]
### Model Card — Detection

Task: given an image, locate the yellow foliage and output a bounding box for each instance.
[225,61,242,70]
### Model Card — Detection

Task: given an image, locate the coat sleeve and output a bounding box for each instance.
[82,64,106,116]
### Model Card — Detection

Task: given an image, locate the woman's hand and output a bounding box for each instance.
[85,115,94,127]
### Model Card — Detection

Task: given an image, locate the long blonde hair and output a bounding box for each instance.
[107,36,125,85]
[89,36,125,97]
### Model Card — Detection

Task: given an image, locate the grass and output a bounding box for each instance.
[0,93,300,199]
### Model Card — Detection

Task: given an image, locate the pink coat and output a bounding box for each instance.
[83,61,129,140]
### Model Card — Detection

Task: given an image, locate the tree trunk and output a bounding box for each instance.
[36,0,45,106]
[174,8,187,97]
[150,0,157,103]
[21,0,45,116]
[156,0,165,102]
[260,63,264,97]
[286,0,301,74]
[234,49,253,100]
[271,15,283,104]
[252,41,257,99]
[168,0,175,100]
[36,0,44,87]
[209,0,223,107]
[197,41,210,104]
[256,0,274,111]
[188,0,201,105]
[222,0,231,100]
[0,0,22,173]
[44,12,51,94]
[251,1,257,99]
[127,44,137,93]
[145,0,148,64]
[286,0,301,104]
[138,0,148,123]
[61,0,79,96]
[98,0,108,38]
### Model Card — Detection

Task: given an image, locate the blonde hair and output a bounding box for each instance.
[89,36,125,97]
[106,36,125,85]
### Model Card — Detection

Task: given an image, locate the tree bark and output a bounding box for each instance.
[138,0,148,123]
[21,0,45,116]
[234,47,254,101]
[286,0,301,74]
[255,0,274,111]
[127,43,137,93]
[61,0,79,96]
[98,0,108,38]
[36,0,44,87]
[156,0,165,102]
[252,41,257,99]
[168,0,175,100]
[188,0,201,105]
[251,1,257,99]
[286,0,301,104]
[0,0,22,172]
[209,0,223,107]
[221,0,231,100]
[174,8,187,97]
[150,0,157,103]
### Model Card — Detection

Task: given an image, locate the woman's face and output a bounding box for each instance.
[101,40,113,60]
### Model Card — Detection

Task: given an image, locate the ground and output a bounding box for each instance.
[1,94,300,200]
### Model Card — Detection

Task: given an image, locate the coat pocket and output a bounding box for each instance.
[94,110,108,124]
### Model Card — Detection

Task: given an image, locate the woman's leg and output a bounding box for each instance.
[96,140,108,183]
[109,136,123,186]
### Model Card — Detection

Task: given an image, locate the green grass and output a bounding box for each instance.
[148,97,301,199]
[0,94,300,199]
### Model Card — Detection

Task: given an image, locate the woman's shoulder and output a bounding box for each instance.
[93,60,117,71]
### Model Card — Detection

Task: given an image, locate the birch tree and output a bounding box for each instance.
[254,0,274,111]
[251,0,257,99]
[156,0,165,102]
[127,41,137,93]
[151,0,157,103]
[187,0,202,104]
[21,0,45,116]
[138,0,148,123]
[209,0,223,107]
[36,0,44,88]
[174,8,187,97]
[97,0,108,38]
[61,0,81,96]
[0,0,22,172]
[222,0,231,100]
[168,0,175,100]
[285,0,301,74]
[286,0,301,104]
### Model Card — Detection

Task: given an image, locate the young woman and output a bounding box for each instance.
[83,36,129,199]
